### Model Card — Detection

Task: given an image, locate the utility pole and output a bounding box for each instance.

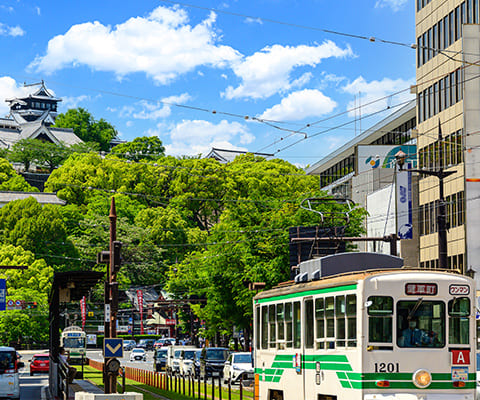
[97,197,122,393]
[396,120,455,270]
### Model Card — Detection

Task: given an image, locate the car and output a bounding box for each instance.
[154,348,168,372]
[154,338,175,349]
[0,346,24,399]
[136,339,155,351]
[223,352,254,384]
[179,348,199,377]
[29,353,49,376]
[130,348,147,362]
[123,340,136,351]
[199,347,230,379]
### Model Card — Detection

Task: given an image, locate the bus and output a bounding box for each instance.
[253,252,476,400]
[60,326,86,365]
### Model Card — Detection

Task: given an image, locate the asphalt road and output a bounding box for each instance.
[87,349,156,371]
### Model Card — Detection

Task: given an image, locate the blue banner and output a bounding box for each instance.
[0,279,5,311]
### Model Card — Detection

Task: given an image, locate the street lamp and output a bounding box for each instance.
[395,121,455,270]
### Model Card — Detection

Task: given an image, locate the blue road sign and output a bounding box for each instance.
[103,338,124,358]
[0,279,5,311]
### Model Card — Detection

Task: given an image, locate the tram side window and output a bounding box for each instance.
[368,296,393,343]
[285,303,293,348]
[277,304,285,349]
[346,294,357,347]
[336,296,346,347]
[293,302,301,348]
[448,297,470,345]
[256,307,261,350]
[305,300,314,348]
[269,304,276,348]
[261,306,268,349]
[315,298,325,350]
[325,296,335,349]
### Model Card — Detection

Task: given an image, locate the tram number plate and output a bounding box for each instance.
[449,285,470,295]
[374,363,399,373]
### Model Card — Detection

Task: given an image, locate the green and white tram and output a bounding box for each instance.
[253,252,476,400]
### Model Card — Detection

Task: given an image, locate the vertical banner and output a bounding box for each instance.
[396,168,413,239]
[0,279,5,311]
[137,290,144,335]
[463,25,480,282]
[80,296,86,330]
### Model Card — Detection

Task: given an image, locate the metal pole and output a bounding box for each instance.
[437,124,448,269]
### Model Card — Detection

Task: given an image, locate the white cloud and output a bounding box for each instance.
[35,7,41,16]
[61,95,90,110]
[342,76,414,117]
[118,93,191,120]
[223,41,352,100]
[0,23,25,37]
[259,89,336,121]
[375,0,408,12]
[0,77,34,116]
[244,17,263,25]
[163,119,254,157]
[28,6,241,84]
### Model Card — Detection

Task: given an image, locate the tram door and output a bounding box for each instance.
[303,298,315,400]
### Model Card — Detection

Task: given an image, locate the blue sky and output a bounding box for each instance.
[0,0,415,166]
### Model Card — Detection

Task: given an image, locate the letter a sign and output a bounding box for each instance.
[452,349,470,365]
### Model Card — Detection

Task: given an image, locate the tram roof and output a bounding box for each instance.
[253,267,466,301]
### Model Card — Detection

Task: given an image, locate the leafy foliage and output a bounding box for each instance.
[110,136,165,161]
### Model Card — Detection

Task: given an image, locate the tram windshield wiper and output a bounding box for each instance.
[408,297,423,319]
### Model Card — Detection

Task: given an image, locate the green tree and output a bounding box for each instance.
[0,158,38,192]
[8,138,40,171]
[54,108,117,152]
[36,141,70,172]
[110,136,165,161]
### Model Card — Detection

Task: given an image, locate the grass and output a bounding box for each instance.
[82,366,253,400]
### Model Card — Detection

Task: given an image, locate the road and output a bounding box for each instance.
[19,373,48,400]
[87,348,156,371]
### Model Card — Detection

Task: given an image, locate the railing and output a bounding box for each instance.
[87,359,254,400]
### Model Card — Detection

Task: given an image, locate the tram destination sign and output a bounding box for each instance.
[405,283,437,296]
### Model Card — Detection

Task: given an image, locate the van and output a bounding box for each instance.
[199,347,229,379]
[166,345,196,375]
[0,346,24,399]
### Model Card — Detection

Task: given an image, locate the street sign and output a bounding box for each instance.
[105,304,111,322]
[15,300,22,310]
[6,299,14,310]
[103,338,123,358]
[0,279,5,311]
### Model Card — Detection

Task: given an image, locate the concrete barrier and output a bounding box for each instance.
[74,392,143,400]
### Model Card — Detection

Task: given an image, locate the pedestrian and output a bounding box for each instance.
[59,347,77,384]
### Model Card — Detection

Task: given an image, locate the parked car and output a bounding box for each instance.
[199,347,230,379]
[29,353,49,376]
[123,340,136,351]
[0,346,24,399]
[136,339,155,351]
[179,348,199,377]
[130,348,147,362]
[223,352,254,384]
[154,348,168,372]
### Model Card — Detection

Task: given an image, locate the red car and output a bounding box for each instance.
[29,353,49,376]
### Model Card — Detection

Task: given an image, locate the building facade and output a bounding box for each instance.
[415,0,478,274]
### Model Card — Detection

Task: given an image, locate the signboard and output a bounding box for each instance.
[0,279,5,311]
[104,304,111,322]
[405,283,437,296]
[137,290,144,335]
[103,338,123,358]
[396,167,413,239]
[451,349,470,365]
[86,334,97,346]
[80,297,86,330]
[357,145,417,174]
[6,299,14,311]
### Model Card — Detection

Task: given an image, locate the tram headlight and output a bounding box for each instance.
[412,369,432,388]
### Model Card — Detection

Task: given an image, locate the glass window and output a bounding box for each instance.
[449,297,470,344]
[346,294,357,347]
[269,304,276,348]
[336,296,346,347]
[293,302,301,349]
[315,298,325,349]
[261,306,268,349]
[277,304,285,344]
[397,300,445,348]
[325,296,335,349]
[368,296,393,343]
[305,300,314,349]
[285,302,293,348]
[256,307,261,350]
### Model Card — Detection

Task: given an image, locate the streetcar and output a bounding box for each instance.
[253,252,476,400]
[60,326,87,365]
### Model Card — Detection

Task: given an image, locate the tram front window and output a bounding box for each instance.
[64,337,85,349]
[397,300,445,348]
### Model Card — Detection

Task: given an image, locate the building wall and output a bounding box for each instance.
[415,0,468,272]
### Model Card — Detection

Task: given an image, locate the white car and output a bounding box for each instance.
[223,352,254,384]
[180,349,200,377]
[130,348,147,362]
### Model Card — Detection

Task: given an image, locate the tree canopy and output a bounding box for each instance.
[54,107,117,151]
[110,136,165,161]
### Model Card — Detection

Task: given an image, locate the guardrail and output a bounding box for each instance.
[87,358,253,400]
